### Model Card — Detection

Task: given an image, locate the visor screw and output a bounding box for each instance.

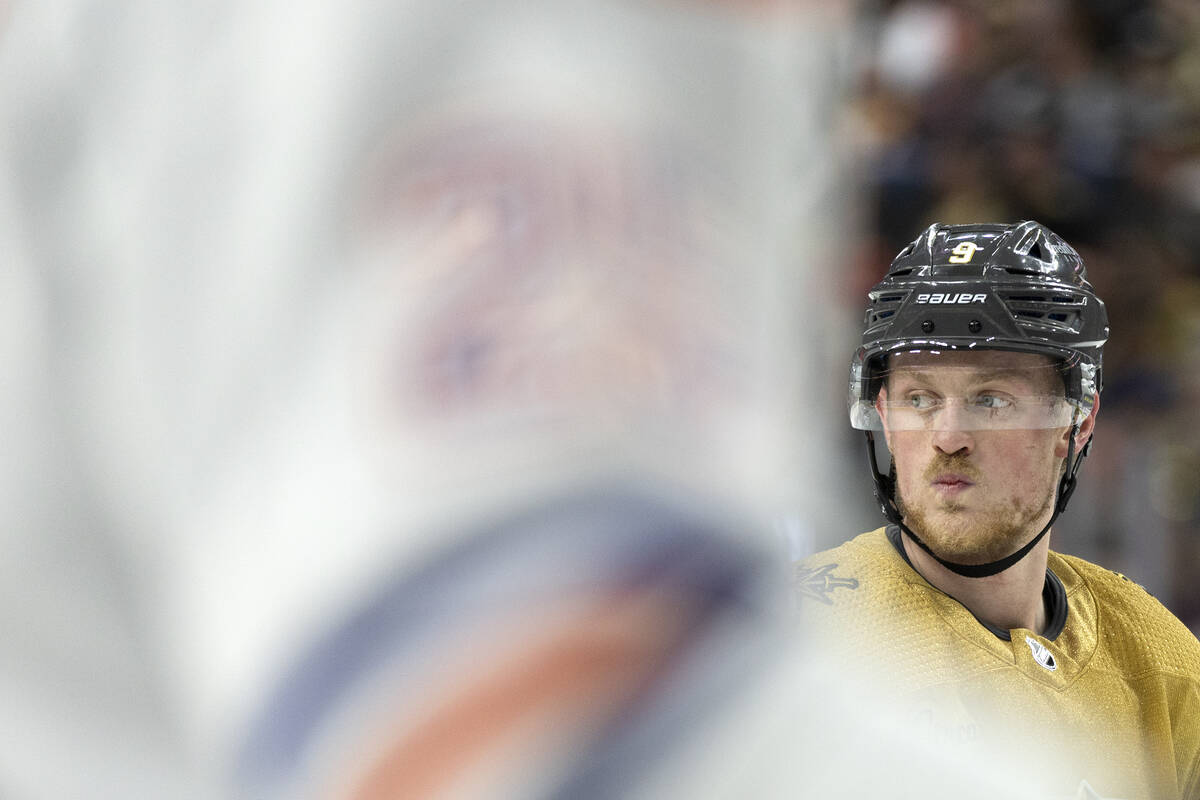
[921,320,935,333]
[969,320,982,333]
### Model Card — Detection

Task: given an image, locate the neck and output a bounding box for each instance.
[900,526,1051,635]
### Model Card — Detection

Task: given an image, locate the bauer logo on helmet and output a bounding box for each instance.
[914,293,988,304]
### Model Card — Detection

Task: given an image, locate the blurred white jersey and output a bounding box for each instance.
[0,1,856,798]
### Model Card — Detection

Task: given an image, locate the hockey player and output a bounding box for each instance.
[796,221,1200,799]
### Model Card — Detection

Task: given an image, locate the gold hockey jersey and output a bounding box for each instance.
[795,527,1200,800]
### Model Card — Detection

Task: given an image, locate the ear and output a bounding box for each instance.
[1057,394,1099,457]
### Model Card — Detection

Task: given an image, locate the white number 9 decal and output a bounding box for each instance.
[948,242,979,263]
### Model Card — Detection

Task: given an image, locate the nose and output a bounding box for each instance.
[930,405,975,455]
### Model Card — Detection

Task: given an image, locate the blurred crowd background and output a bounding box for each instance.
[835,0,1200,634]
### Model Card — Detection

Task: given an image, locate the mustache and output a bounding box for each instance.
[921,454,982,484]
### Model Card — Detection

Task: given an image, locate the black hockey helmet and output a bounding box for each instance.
[849,221,1108,431]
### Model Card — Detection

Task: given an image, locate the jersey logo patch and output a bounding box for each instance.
[1024,635,1057,671]
[795,563,859,605]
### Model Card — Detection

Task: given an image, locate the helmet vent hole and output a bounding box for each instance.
[998,289,1086,334]
[865,291,910,328]
[1027,240,1050,262]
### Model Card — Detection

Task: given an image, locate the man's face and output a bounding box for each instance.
[878,350,1087,564]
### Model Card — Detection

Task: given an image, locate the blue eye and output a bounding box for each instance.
[974,394,1012,410]
[907,393,939,411]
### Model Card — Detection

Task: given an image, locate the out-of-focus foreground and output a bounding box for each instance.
[0,1,861,798]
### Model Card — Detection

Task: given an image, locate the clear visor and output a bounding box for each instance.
[849,358,1088,432]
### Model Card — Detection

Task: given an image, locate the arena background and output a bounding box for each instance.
[835,0,1200,634]
[0,0,1196,797]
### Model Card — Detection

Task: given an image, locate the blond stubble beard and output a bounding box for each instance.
[895,455,1059,565]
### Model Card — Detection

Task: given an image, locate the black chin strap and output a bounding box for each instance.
[864,428,1090,579]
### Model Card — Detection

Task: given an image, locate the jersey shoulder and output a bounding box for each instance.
[793,527,913,611]
[1052,551,1200,678]
[793,527,996,689]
